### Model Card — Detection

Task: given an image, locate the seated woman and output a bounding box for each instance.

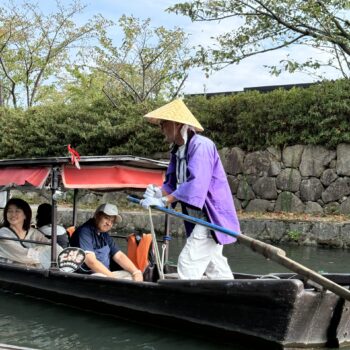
[70,203,143,281]
[0,198,62,268]
[36,203,69,248]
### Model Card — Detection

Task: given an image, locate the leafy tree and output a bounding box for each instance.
[0,97,167,158]
[0,0,109,108]
[92,15,193,103]
[169,0,350,78]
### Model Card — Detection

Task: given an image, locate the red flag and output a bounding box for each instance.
[67,144,81,169]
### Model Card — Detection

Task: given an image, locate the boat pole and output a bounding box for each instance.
[127,196,350,302]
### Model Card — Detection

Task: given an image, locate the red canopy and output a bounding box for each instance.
[62,165,165,189]
[0,167,50,188]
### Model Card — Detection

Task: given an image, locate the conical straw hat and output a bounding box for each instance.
[144,99,204,132]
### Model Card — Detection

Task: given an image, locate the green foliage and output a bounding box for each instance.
[169,0,350,78]
[187,79,350,151]
[0,97,167,158]
[0,0,109,108]
[0,79,349,159]
[287,229,301,242]
[94,15,192,103]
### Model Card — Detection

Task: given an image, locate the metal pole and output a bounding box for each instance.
[50,167,59,269]
[72,189,78,226]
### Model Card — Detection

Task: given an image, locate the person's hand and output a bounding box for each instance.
[140,197,165,209]
[143,184,162,199]
[132,270,143,282]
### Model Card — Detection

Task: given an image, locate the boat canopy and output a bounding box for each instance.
[0,156,167,191]
[62,165,164,190]
[0,167,50,190]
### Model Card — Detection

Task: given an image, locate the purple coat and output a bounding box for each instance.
[162,134,240,245]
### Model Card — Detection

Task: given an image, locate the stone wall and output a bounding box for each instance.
[219,143,350,215]
[55,209,350,248]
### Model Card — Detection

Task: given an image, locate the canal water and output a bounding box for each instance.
[0,239,349,350]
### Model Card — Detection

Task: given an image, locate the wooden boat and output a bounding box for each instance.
[0,156,349,349]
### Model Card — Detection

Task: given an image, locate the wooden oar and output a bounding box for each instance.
[127,195,350,301]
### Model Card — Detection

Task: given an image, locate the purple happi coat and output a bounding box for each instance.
[162,134,240,245]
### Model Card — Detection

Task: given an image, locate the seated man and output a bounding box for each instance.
[70,203,143,281]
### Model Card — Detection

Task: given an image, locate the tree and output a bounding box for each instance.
[169,0,350,78]
[92,15,193,103]
[0,0,109,108]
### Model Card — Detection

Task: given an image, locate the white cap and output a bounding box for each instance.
[95,203,122,223]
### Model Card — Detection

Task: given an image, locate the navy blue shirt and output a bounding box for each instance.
[70,219,120,269]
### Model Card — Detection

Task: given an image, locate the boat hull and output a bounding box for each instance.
[0,264,348,349]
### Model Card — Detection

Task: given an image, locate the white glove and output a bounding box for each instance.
[143,184,162,199]
[140,197,166,209]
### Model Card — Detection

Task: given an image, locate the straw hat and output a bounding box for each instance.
[144,99,204,132]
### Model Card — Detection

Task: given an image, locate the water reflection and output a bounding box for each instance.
[0,292,242,350]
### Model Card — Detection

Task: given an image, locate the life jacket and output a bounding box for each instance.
[127,233,153,272]
[66,226,76,237]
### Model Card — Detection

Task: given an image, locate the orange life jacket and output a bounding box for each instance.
[66,226,76,237]
[127,233,153,272]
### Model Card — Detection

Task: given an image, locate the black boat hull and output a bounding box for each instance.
[0,264,348,349]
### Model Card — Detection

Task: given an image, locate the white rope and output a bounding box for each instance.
[148,207,164,279]
[161,243,166,270]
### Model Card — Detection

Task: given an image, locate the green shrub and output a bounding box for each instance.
[0,79,349,159]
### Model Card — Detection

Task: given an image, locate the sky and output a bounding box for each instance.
[39,0,343,94]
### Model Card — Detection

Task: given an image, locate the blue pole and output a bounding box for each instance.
[127,195,241,238]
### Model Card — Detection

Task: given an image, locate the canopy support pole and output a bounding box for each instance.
[72,189,79,227]
[50,167,59,269]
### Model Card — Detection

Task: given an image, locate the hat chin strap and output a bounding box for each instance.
[170,123,194,147]
[180,124,195,145]
[180,124,189,144]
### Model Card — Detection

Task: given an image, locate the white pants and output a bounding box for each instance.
[177,224,233,280]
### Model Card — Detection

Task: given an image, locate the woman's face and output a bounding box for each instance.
[95,213,116,233]
[7,204,26,228]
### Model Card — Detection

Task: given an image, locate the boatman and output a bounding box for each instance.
[141,99,240,280]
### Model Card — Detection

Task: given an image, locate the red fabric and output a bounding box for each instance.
[0,168,50,188]
[62,165,165,189]
[67,144,81,169]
